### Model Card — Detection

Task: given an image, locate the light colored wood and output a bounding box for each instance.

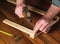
[3,19,35,38]
[49,16,59,26]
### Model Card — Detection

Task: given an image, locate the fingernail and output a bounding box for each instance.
[33,31,35,34]
[44,32,47,33]
[42,31,47,33]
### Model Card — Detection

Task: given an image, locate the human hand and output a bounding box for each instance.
[15,6,25,18]
[33,17,51,34]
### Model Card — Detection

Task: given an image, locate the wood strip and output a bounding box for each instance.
[3,19,35,38]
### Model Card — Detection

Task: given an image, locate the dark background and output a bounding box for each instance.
[25,0,52,11]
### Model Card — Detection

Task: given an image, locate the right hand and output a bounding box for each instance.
[15,6,25,18]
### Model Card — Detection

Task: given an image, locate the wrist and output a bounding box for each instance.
[41,16,52,22]
[16,3,26,7]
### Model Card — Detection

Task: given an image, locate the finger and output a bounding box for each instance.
[39,22,48,31]
[42,25,50,33]
[15,6,24,18]
[33,24,43,34]
[35,19,40,26]
[19,14,25,18]
[44,26,50,33]
[33,20,44,34]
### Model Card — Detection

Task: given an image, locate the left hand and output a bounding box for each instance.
[33,17,51,34]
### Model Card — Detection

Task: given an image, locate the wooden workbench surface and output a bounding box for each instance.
[0,0,60,44]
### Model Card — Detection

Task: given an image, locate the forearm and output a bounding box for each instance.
[16,0,25,6]
[44,4,60,20]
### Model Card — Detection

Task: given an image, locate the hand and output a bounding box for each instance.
[15,6,25,18]
[33,17,51,34]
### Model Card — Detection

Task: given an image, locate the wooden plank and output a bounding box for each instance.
[3,19,35,38]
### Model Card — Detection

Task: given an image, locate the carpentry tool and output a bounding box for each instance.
[0,30,24,43]
[23,5,32,22]
[0,30,14,37]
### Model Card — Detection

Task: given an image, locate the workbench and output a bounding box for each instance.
[0,0,60,44]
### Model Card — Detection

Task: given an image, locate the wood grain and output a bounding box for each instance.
[0,0,60,44]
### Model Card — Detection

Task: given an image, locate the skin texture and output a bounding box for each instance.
[15,6,25,18]
[15,0,60,34]
[34,4,60,34]
[15,0,25,18]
